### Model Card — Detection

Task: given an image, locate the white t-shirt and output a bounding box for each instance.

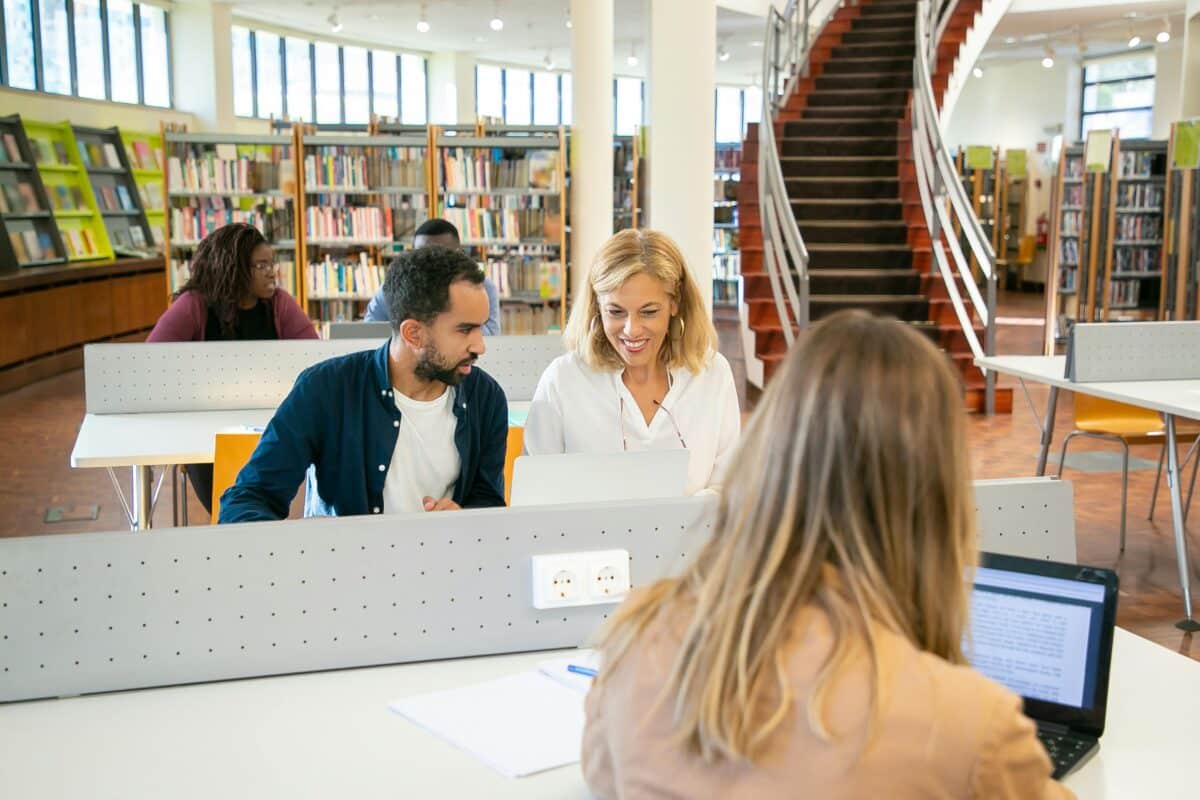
[523,351,741,495]
[382,386,461,514]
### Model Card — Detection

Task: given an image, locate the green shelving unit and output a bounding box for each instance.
[73,125,156,257]
[120,128,166,250]
[0,114,67,271]
[23,119,113,261]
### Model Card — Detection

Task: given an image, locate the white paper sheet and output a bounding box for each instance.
[389,671,585,778]
[536,649,599,695]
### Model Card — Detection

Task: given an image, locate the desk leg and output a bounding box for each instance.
[1035,386,1061,477]
[1165,415,1200,631]
[130,466,154,532]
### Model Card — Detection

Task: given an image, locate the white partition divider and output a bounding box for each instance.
[0,497,713,702]
[974,478,1076,562]
[83,335,563,415]
[327,321,391,340]
[1069,321,1200,383]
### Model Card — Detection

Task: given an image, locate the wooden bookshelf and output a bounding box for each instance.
[713,142,741,307]
[120,128,166,251]
[1164,122,1199,320]
[299,131,430,322]
[614,134,642,232]
[162,128,298,299]
[72,125,156,258]
[0,115,67,271]
[433,129,568,333]
[1101,136,1167,320]
[1044,144,1085,353]
[998,149,1030,288]
[23,118,112,263]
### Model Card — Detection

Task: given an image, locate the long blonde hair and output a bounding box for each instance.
[564,228,717,374]
[594,310,977,762]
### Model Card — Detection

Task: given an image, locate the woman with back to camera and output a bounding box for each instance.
[523,228,740,495]
[147,222,317,514]
[582,310,1073,799]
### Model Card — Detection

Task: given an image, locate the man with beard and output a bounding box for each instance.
[218,246,507,522]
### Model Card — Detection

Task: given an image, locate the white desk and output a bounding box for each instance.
[70,401,534,531]
[0,629,1193,799]
[978,355,1200,629]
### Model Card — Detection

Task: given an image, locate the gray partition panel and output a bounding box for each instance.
[0,498,713,702]
[327,322,391,340]
[974,478,1076,562]
[1070,321,1200,383]
[474,335,563,401]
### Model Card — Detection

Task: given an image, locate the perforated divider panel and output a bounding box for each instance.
[0,497,713,702]
[474,335,563,401]
[974,478,1076,562]
[84,335,562,414]
[1070,321,1200,383]
[327,322,391,340]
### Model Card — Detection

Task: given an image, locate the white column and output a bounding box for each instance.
[569,0,614,302]
[428,52,478,125]
[171,0,235,131]
[648,0,716,312]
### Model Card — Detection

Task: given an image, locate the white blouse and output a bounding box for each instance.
[523,351,742,495]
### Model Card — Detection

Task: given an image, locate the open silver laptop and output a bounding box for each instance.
[509,451,691,507]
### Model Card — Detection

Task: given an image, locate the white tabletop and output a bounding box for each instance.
[70,401,536,469]
[977,355,1200,420]
[0,629,1195,799]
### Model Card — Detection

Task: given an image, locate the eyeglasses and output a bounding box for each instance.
[618,396,688,451]
[251,260,277,275]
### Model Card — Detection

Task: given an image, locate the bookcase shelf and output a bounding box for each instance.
[73,124,157,260]
[0,115,68,271]
[713,142,741,307]
[120,129,165,252]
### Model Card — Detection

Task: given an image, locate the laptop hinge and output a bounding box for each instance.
[1036,720,1072,736]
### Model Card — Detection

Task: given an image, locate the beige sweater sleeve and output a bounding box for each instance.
[582,681,619,800]
[971,692,1077,800]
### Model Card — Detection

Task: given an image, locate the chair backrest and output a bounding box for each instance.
[210,431,262,521]
[504,427,524,504]
[1073,393,1163,431]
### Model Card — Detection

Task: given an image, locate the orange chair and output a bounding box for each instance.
[1057,394,1199,551]
[210,431,263,522]
[504,426,524,504]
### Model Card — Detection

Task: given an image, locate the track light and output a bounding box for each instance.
[1157,18,1171,44]
[1129,33,1141,48]
[1041,46,1055,69]
[626,40,638,67]
[718,45,731,62]
[328,9,342,33]
[973,66,983,78]
[416,2,430,33]
[490,3,503,31]
[566,8,572,29]
[543,51,554,71]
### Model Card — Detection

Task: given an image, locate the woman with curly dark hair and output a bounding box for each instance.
[148,222,316,514]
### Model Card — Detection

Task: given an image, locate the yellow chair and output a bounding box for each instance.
[504,426,524,504]
[1057,394,1199,551]
[210,431,263,522]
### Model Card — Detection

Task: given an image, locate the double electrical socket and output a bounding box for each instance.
[530,549,632,610]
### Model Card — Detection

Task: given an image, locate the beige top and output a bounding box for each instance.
[583,606,1075,800]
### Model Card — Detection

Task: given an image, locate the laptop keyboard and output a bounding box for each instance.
[1036,728,1096,779]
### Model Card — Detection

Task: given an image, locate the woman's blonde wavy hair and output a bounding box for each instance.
[593,309,977,763]
[563,228,718,374]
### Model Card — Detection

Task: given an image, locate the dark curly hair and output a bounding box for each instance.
[383,245,484,329]
[176,223,268,339]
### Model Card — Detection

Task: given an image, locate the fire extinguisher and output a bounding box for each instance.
[1036,213,1049,250]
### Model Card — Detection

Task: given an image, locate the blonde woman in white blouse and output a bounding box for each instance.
[524,228,741,495]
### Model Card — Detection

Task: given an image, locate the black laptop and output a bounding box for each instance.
[967,553,1119,779]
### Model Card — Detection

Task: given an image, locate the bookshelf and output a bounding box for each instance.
[714,142,741,307]
[0,114,67,270]
[120,129,166,251]
[998,149,1030,288]
[957,147,1000,281]
[433,129,568,334]
[299,131,430,322]
[163,128,299,299]
[1044,144,1086,352]
[72,125,156,258]
[23,118,112,262]
[613,134,642,232]
[1164,122,1199,320]
[1101,137,1166,320]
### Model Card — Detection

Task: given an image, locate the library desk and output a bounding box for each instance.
[0,629,1194,799]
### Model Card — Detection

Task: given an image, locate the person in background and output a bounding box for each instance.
[146,222,317,514]
[218,246,508,523]
[363,218,501,336]
[582,311,1072,799]
[523,228,739,495]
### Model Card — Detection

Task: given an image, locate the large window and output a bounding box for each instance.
[504,68,532,125]
[477,64,568,126]
[1081,53,1155,140]
[2,0,172,106]
[715,86,742,144]
[532,71,560,125]
[233,26,427,125]
[476,64,503,120]
[615,77,642,136]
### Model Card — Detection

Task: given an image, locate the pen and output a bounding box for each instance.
[567,664,598,678]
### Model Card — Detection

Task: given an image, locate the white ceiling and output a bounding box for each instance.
[983,0,1187,62]
[228,0,769,86]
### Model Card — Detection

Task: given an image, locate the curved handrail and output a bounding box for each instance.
[913,0,998,412]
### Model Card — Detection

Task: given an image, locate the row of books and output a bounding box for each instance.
[1,134,26,163]
[126,140,162,171]
[1059,267,1078,292]
[1117,151,1162,178]
[714,149,740,170]
[481,256,562,299]
[77,141,124,169]
[1060,210,1082,237]
[1116,183,1163,208]
[140,182,164,210]
[62,227,100,258]
[1063,156,1084,179]
[713,275,740,305]
[306,254,386,299]
[96,183,137,213]
[167,150,292,194]
[499,302,560,335]
[1114,214,1161,242]
[439,148,558,191]
[1109,280,1142,307]
[171,206,293,244]
[310,299,364,323]
[0,181,41,213]
[305,206,394,242]
[713,228,738,253]
[29,138,72,166]
[442,208,529,243]
[8,228,59,262]
[48,184,88,212]
[303,147,426,189]
[713,253,741,282]
[1062,184,1084,207]
[169,258,297,294]
[713,178,738,202]
[1114,246,1160,273]
[1060,239,1080,266]
[108,224,151,251]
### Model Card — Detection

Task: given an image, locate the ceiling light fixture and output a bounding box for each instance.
[490,2,503,31]
[1041,46,1055,69]
[626,40,638,67]
[543,51,555,71]
[416,2,430,33]
[566,8,572,29]
[328,8,342,33]
[972,66,983,78]
[1157,18,1171,44]
[718,45,731,62]
[1128,25,1141,48]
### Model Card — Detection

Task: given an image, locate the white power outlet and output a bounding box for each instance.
[531,549,631,609]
